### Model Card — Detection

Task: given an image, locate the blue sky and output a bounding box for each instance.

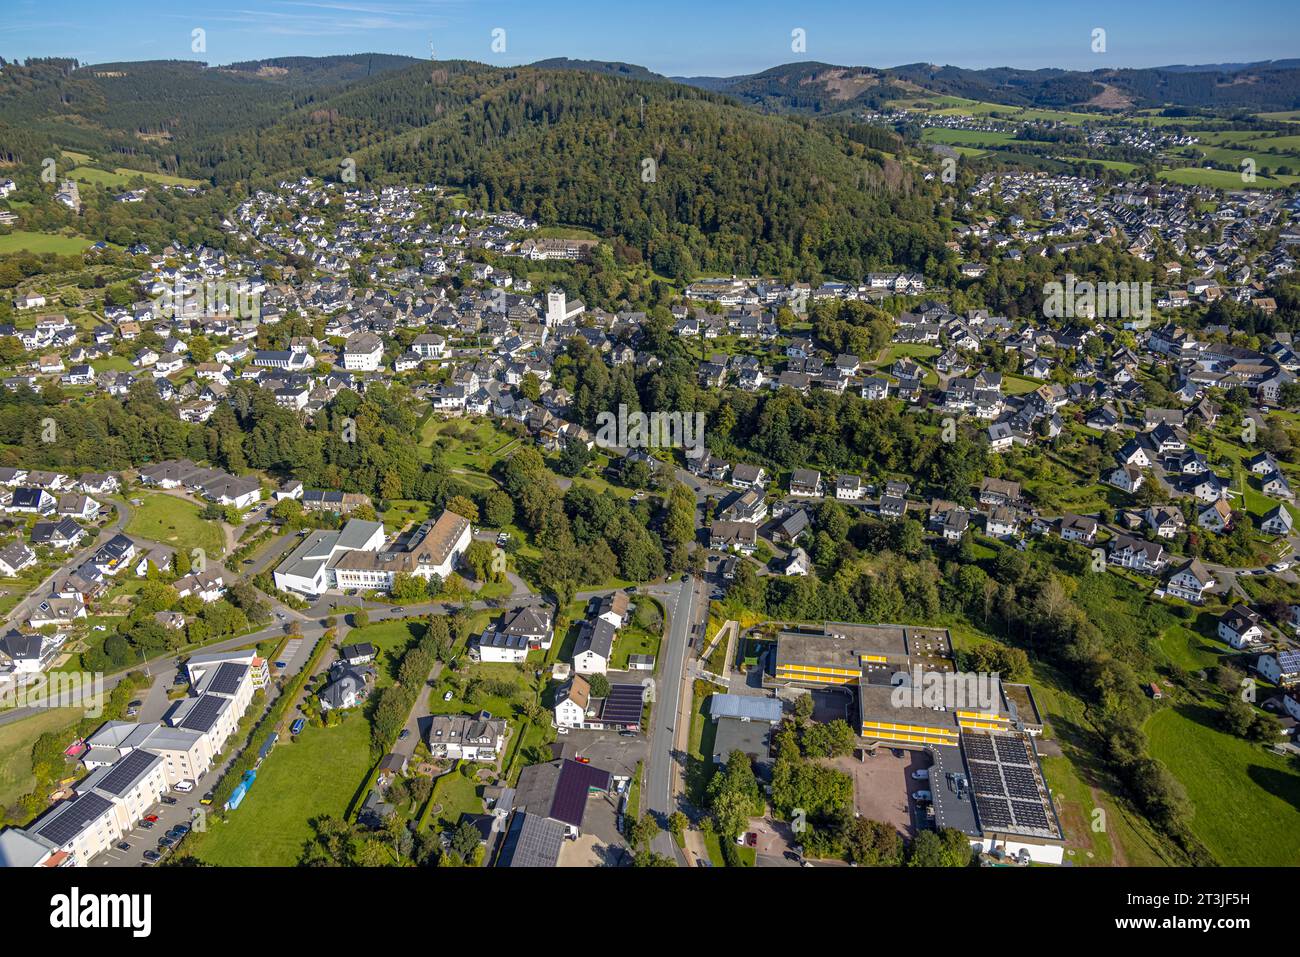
[3,0,1297,75]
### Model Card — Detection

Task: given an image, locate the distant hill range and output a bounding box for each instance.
[672,59,1300,114]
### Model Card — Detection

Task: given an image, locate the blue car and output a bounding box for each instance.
[290,718,306,736]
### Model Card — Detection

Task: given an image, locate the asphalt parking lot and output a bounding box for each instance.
[560,788,632,866]
[90,788,210,867]
[556,728,648,781]
[833,747,927,839]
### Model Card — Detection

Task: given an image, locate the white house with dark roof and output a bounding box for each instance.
[573,618,616,675]
[1165,560,1216,604]
[1218,605,1266,648]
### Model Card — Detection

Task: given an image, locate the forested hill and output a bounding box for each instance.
[0,56,943,277]
[0,56,423,173]
[215,62,940,279]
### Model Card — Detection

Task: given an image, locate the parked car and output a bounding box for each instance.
[575,756,590,764]
[116,842,131,852]
[443,690,454,702]
[140,821,154,830]
[912,790,932,802]
[912,769,930,780]
[160,796,177,806]
[142,851,161,863]
[172,780,194,793]
[556,727,569,735]
[157,837,176,849]
[143,814,159,822]
[290,718,306,736]
[398,729,410,741]
[1269,561,1292,572]
[199,791,214,806]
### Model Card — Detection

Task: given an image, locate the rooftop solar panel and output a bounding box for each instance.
[599,684,645,725]
[1004,767,1040,800]
[969,763,1005,797]
[961,729,1062,839]
[34,791,114,846]
[961,734,997,761]
[975,795,1012,829]
[500,812,566,867]
[994,735,1032,765]
[207,661,247,697]
[548,760,611,828]
[1011,801,1050,829]
[94,749,157,796]
[178,694,226,733]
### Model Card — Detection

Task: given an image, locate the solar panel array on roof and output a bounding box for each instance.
[206,661,247,696]
[969,762,1005,797]
[93,749,157,795]
[961,729,1062,840]
[599,684,645,725]
[548,760,611,828]
[1011,800,1049,830]
[498,812,566,867]
[994,735,1033,766]
[177,694,225,733]
[962,733,997,761]
[34,791,114,846]
[975,795,1012,829]
[1004,767,1040,800]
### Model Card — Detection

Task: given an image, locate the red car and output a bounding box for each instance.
[143,814,159,823]
[575,756,590,764]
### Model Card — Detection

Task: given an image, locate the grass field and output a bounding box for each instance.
[1154,623,1227,672]
[0,708,81,808]
[340,618,423,687]
[0,231,95,255]
[1146,704,1300,866]
[124,491,225,559]
[889,94,1101,126]
[190,711,373,866]
[1157,166,1291,190]
[420,416,519,480]
[69,166,203,188]
[426,766,483,831]
[534,225,599,240]
[1059,157,1141,174]
[921,128,1052,150]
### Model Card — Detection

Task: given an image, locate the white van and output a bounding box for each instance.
[173,779,195,793]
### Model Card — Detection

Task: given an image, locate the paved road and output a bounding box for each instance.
[0,613,335,728]
[645,574,704,863]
